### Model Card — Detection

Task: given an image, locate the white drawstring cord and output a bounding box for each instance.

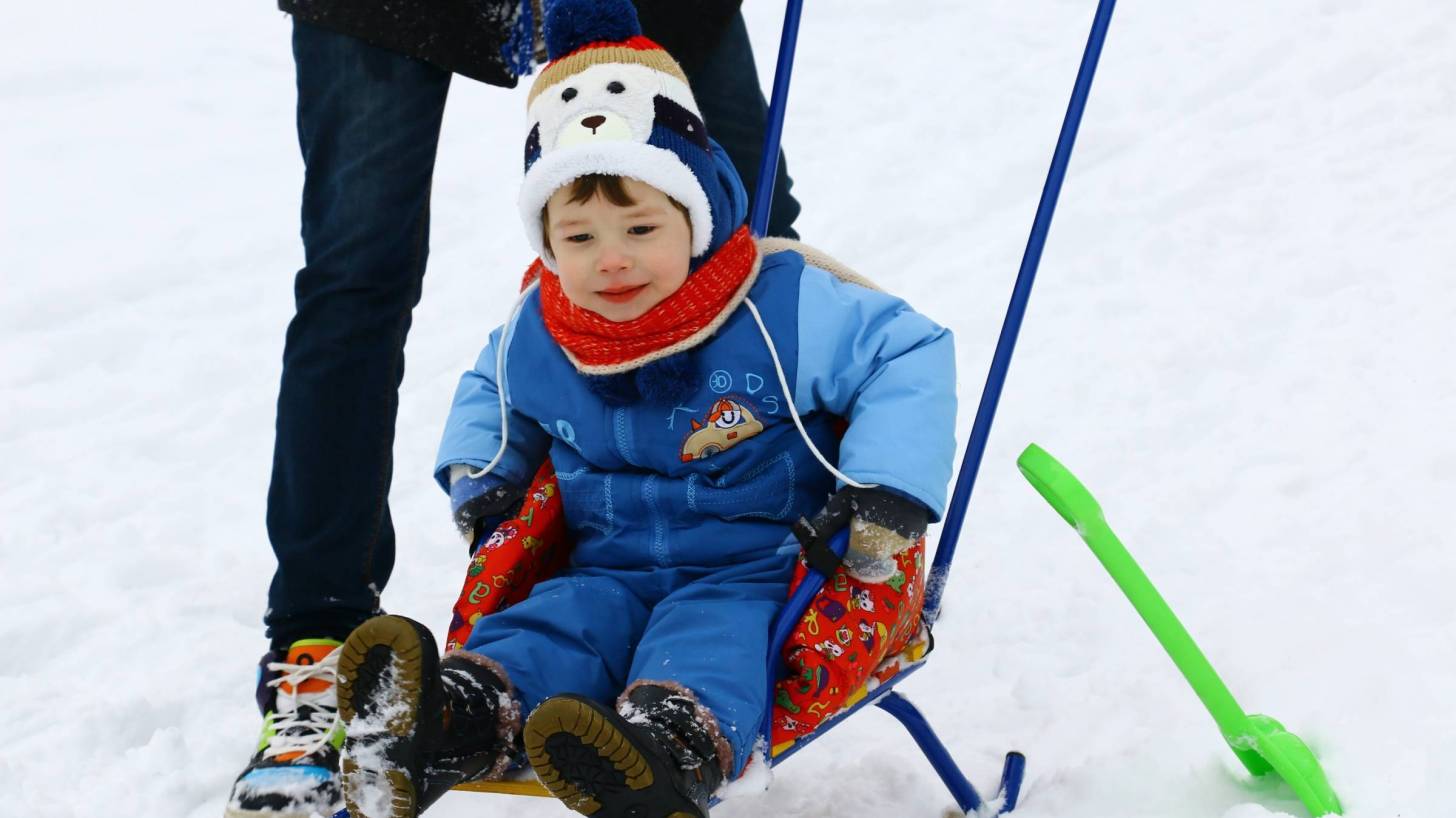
[467,280,540,480]
[742,296,876,491]
[262,650,341,759]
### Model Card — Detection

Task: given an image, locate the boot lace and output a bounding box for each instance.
[263,650,341,760]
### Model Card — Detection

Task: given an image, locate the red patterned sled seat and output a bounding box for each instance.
[444,457,929,755]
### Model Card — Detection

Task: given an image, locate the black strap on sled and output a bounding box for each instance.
[791,515,844,577]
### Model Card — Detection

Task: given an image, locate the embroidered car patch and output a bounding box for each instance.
[679,398,764,461]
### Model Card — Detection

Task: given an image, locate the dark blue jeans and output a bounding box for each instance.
[690,12,800,238]
[266,18,800,645]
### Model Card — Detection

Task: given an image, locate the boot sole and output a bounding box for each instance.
[523,695,703,818]
[337,616,438,818]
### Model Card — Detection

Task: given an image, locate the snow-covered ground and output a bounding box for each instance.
[3,1,1452,816]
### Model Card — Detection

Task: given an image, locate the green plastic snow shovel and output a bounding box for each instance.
[1015,443,1342,817]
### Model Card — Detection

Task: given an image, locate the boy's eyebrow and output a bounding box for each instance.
[550,204,669,230]
[622,205,668,218]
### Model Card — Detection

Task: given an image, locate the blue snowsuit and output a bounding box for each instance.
[435,249,956,773]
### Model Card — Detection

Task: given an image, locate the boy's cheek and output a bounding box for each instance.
[558,274,589,305]
[553,254,589,293]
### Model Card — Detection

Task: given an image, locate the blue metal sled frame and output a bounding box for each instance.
[749,0,1119,814]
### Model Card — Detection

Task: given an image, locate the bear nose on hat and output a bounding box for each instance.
[555,111,633,149]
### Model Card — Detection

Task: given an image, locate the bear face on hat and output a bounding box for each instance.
[527,62,707,159]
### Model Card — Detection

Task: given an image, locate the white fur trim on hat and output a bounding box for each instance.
[520,140,713,269]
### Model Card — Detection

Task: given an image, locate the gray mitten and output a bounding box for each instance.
[796,487,928,583]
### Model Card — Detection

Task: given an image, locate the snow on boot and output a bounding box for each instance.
[418,652,520,807]
[224,639,345,818]
[337,615,513,818]
[524,686,726,818]
[337,616,442,818]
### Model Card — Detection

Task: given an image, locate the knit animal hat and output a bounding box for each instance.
[519,0,744,270]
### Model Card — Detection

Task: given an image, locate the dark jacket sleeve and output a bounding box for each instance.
[280,0,524,87]
[633,0,744,74]
[281,0,744,87]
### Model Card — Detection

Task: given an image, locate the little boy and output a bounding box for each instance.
[334,3,956,817]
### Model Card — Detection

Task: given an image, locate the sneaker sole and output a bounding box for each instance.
[523,695,703,818]
[337,616,437,818]
[223,807,330,818]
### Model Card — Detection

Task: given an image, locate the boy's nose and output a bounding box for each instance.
[597,245,631,273]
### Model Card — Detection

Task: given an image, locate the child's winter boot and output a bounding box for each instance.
[224,639,345,818]
[337,615,517,818]
[524,684,727,818]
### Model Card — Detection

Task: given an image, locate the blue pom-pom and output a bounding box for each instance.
[543,0,642,61]
[635,353,700,405]
[584,372,640,406]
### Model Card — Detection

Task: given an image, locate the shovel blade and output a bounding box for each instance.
[1241,714,1343,816]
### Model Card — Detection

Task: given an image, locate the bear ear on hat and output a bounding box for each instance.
[543,0,643,61]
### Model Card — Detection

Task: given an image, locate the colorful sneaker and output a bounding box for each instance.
[523,688,725,818]
[337,615,513,818]
[224,639,345,818]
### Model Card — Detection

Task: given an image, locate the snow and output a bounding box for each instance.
[2,1,1453,817]
[340,655,411,818]
[714,739,772,801]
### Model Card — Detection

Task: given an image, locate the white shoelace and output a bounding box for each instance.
[263,649,342,760]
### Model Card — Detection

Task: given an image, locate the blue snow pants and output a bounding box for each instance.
[463,544,798,775]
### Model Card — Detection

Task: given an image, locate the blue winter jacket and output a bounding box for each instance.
[435,249,957,569]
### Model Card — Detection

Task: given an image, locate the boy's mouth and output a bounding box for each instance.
[597,284,647,304]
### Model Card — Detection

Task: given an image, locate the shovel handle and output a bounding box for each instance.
[1016,444,1254,743]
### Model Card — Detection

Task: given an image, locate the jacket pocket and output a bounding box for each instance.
[684,450,798,521]
[555,468,619,538]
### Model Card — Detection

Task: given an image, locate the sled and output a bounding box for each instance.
[450,522,1021,815]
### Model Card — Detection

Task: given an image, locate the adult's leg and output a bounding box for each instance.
[265,19,452,646]
[685,11,801,239]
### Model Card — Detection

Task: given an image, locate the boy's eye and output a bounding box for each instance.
[627,225,657,236]
[565,233,592,243]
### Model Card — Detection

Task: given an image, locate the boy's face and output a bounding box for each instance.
[545,178,692,322]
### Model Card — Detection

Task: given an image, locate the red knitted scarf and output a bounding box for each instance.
[526,226,759,374]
